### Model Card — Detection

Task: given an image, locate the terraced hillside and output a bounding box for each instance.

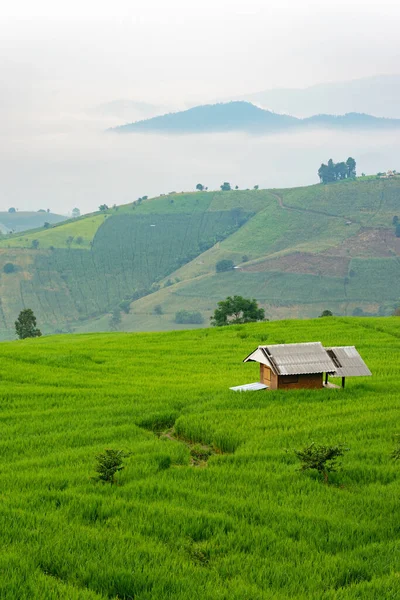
[1,179,399,338]
[1,318,399,599]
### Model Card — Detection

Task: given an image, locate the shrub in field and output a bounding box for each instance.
[15,309,42,339]
[294,442,348,483]
[319,309,333,317]
[154,304,163,315]
[216,259,234,273]
[94,449,130,484]
[3,262,15,274]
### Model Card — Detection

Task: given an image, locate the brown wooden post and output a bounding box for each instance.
[342,377,346,388]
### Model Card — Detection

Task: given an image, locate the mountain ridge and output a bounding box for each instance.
[110,101,400,134]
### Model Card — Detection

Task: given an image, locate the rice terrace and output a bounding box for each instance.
[1,316,399,599]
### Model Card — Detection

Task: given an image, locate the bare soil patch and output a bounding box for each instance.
[241,252,350,277]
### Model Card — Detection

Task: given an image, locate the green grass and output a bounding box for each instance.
[0,317,399,599]
[0,215,107,250]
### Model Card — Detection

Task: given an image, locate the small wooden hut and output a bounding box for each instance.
[230,342,371,391]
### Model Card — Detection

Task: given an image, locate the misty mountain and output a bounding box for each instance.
[235,75,400,118]
[110,101,400,134]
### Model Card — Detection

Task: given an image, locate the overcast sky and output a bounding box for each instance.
[1,0,400,214]
[2,0,400,108]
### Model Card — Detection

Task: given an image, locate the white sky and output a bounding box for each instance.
[1,0,400,214]
[1,0,400,106]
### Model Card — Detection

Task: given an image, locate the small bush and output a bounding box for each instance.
[153,304,163,315]
[94,449,130,484]
[216,259,234,273]
[294,442,348,483]
[3,263,15,274]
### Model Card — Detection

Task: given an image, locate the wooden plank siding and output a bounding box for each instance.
[260,364,323,390]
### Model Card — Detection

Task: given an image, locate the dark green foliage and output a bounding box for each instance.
[72,208,80,218]
[175,310,204,324]
[294,442,348,483]
[99,204,109,211]
[318,157,356,183]
[31,239,39,249]
[390,436,400,461]
[396,223,400,237]
[195,183,204,191]
[75,236,84,245]
[220,182,231,191]
[153,304,163,315]
[110,308,121,330]
[392,215,399,225]
[8,207,16,213]
[211,295,265,326]
[157,455,172,471]
[3,262,15,274]
[43,222,50,229]
[216,259,234,272]
[15,309,42,339]
[94,449,129,484]
[119,300,131,314]
[254,185,259,190]
[319,309,333,317]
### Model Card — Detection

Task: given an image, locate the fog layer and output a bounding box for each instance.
[0,109,399,214]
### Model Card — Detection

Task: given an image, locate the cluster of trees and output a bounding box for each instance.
[318,157,356,184]
[175,310,204,324]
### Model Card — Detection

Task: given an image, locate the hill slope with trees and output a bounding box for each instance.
[0,178,399,338]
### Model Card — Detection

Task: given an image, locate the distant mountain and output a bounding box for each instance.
[236,75,400,118]
[110,101,400,134]
[0,211,67,234]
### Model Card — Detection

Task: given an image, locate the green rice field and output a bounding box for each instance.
[0,317,399,599]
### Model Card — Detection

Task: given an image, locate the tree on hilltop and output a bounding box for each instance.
[196,183,204,191]
[220,182,231,191]
[15,309,42,339]
[211,295,265,326]
[318,157,356,183]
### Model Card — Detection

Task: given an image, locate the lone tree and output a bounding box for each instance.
[211,295,265,326]
[220,182,231,191]
[196,183,205,191]
[94,449,130,484]
[15,309,42,339]
[294,442,348,483]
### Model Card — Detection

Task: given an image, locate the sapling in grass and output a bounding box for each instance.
[294,442,348,483]
[94,449,130,484]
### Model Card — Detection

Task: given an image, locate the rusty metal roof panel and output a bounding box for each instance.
[262,342,336,375]
[326,346,372,377]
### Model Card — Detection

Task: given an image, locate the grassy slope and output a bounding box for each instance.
[1,180,399,338]
[0,317,399,599]
[99,179,400,333]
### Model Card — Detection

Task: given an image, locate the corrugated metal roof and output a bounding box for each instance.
[244,342,337,375]
[230,382,268,392]
[326,346,372,377]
